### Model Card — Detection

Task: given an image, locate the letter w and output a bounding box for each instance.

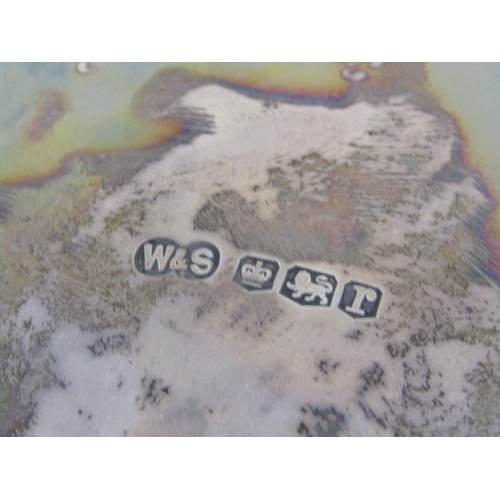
[144,244,175,272]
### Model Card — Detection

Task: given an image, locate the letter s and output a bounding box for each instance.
[190,247,215,276]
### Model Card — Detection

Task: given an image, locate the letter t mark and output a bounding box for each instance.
[339,281,382,318]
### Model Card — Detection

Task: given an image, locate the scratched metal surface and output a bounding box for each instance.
[1,63,500,436]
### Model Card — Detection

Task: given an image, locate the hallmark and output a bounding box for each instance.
[233,255,280,292]
[338,281,382,318]
[280,266,337,306]
[134,239,384,318]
